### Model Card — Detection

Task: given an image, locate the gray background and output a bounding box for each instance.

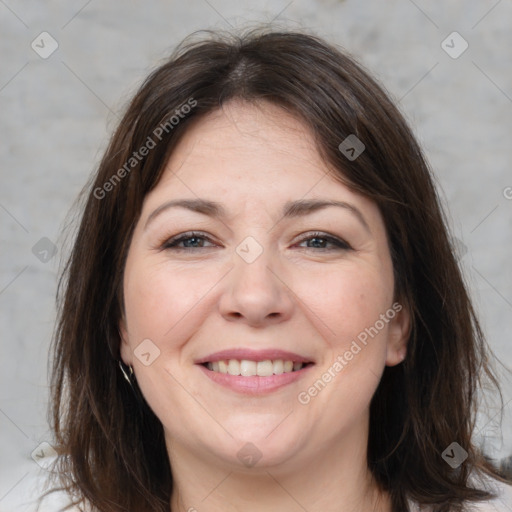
[1,1,511,510]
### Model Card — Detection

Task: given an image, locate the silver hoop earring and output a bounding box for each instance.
[119,361,134,386]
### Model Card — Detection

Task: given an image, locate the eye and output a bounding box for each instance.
[161,231,216,251]
[160,231,352,252]
[295,231,352,251]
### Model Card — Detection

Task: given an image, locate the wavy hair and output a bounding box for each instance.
[45,26,510,511]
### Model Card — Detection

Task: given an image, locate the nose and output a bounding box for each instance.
[218,242,295,327]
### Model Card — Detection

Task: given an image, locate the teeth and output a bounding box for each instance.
[240,360,256,376]
[227,359,240,376]
[257,360,273,377]
[273,360,284,375]
[218,360,228,374]
[207,359,305,376]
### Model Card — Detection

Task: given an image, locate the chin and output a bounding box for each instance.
[231,427,308,469]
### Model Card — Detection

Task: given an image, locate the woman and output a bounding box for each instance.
[45,27,512,511]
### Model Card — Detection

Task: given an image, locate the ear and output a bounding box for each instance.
[385,301,411,367]
[119,316,133,367]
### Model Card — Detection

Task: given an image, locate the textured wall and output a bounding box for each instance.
[1,1,511,509]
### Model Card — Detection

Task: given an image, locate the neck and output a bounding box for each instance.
[166,420,392,512]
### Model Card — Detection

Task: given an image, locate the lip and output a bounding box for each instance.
[197,362,314,395]
[194,348,314,365]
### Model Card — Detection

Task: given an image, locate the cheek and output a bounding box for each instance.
[123,259,213,342]
[296,268,392,410]
[294,261,393,349]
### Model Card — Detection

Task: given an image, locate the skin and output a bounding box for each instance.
[120,100,411,512]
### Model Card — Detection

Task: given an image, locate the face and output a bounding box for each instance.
[120,100,410,471]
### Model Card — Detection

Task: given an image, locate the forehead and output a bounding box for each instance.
[165,101,327,182]
[144,101,381,230]
[155,101,341,197]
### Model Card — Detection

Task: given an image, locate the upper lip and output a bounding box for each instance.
[194,348,314,365]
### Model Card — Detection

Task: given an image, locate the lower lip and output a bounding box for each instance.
[197,364,314,394]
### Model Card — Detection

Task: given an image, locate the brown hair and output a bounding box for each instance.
[45,26,510,511]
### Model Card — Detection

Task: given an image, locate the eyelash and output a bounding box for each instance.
[161,231,352,252]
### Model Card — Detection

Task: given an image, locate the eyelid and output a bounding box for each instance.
[160,231,216,249]
[295,231,352,250]
[160,230,352,252]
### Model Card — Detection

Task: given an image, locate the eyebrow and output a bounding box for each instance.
[144,198,371,233]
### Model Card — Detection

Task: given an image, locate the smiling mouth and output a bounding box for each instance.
[201,359,314,377]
